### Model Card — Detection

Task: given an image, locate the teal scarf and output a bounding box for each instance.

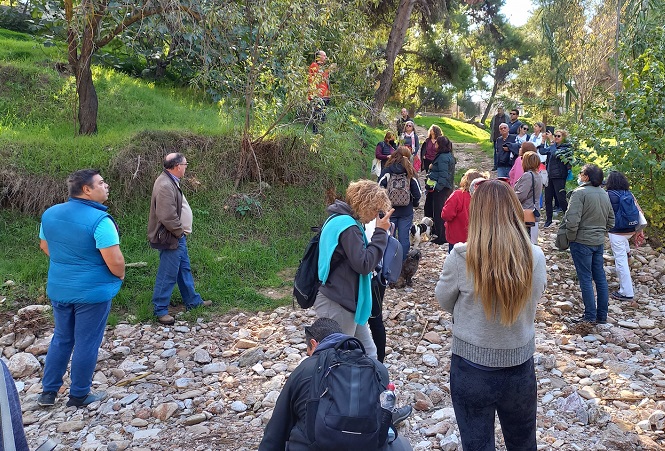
[318,215,372,325]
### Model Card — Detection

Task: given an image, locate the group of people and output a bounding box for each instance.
[11,104,644,451]
[35,153,210,410]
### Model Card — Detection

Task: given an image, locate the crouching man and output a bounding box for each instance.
[259,318,412,451]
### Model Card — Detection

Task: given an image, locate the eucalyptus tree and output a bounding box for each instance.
[35,0,201,134]
[368,0,466,122]
[197,0,369,187]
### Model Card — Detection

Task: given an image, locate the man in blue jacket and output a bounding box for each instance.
[37,169,125,408]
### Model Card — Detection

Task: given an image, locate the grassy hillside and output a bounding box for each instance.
[415,115,493,156]
[0,29,378,323]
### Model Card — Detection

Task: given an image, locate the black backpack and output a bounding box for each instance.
[293,214,338,309]
[306,337,392,450]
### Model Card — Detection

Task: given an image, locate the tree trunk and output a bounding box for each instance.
[370,0,416,125]
[480,78,499,124]
[76,60,99,134]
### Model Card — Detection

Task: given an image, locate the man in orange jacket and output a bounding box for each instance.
[308,50,335,133]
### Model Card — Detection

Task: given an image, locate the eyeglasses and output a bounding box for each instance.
[406,124,413,127]
[179,163,189,166]
[554,134,562,138]
[522,127,528,130]
[510,113,517,115]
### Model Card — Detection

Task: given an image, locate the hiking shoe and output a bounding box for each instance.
[37,391,56,407]
[570,316,596,325]
[392,405,412,426]
[611,291,634,301]
[66,391,107,407]
[596,318,608,325]
[544,220,553,228]
[157,314,175,325]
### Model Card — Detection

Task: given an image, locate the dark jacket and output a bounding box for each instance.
[490,113,510,143]
[258,334,390,451]
[540,142,573,179]
[508,119,523,135]
[420,138,438,166]
[375,141,397,168]
[317,201,387,313]
[494,134,518,168]
[379,163,422,218]
[428,151,456,192]
[608,190,636,233]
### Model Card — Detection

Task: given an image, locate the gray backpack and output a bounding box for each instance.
[383,173,411,207]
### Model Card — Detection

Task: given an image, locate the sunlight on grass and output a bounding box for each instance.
[415,115,490,143]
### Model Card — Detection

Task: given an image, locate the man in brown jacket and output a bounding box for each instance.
[148,153,211,325]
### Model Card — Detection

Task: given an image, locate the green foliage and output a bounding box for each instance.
[415,115,490,144]
[0,30,372,321]
[581,25,665,233]
[0,6,34,33]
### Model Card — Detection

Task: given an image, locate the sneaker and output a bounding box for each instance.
[544,220,553,228]
[37,391,56,407]
[570,316,596,325]
[157,314,176,325]
[66,391,107,407]
[611,291,634,301]
[596,318,608,325]
[392,405,412,426]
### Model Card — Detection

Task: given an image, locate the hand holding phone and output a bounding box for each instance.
[376,209,394,231]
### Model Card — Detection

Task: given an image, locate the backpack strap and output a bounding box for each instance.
[306,347,336,444]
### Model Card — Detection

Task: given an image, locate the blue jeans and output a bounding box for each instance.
[152,235,203,316]
[569,242,608,321]
[390,213,413,261]
[497,166,510,178]
[42,300,111,397]
[450,354,537,451]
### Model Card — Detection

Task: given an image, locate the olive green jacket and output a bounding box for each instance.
[563,183,614,245]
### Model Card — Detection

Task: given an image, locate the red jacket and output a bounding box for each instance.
[441,189,471,245]
[308,62,330,100]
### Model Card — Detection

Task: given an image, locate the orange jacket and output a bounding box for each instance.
[308,62,330,100]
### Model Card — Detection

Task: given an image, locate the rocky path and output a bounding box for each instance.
[3,139,665,450]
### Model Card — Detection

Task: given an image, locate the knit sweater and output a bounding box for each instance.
[435,243,547,367]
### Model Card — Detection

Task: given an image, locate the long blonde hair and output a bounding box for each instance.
[466,180,533,325]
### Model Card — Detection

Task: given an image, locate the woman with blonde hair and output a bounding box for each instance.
[314,180,395,359]
[380,147,421,259]
[515,150,544,244]
[420,124,443,171]
[441,169,488,252]
[435,180,546,451]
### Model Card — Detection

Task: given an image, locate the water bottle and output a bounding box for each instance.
[380,382,396,410]
[380,383,397,442]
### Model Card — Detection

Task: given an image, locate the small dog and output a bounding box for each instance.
[410,217,434,248]
[390,248,421,289]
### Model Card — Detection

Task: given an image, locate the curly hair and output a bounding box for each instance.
[428,124,443,140]
[385,146,415,179]
[459,169,489,192]
[346,180,391,224]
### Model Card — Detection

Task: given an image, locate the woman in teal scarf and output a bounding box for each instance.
[314,180,394,360]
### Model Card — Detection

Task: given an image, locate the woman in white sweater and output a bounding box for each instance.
[435,179,547,451]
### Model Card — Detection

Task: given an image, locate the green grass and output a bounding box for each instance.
[0,28,374,322]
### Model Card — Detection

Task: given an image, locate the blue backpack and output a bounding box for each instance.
[610,190,639,231]
[378,229,403,285]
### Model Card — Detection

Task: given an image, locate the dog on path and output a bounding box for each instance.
[410,217,433,248]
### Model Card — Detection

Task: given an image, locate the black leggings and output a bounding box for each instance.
[545,178,568,221]
[368,281,387,362]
